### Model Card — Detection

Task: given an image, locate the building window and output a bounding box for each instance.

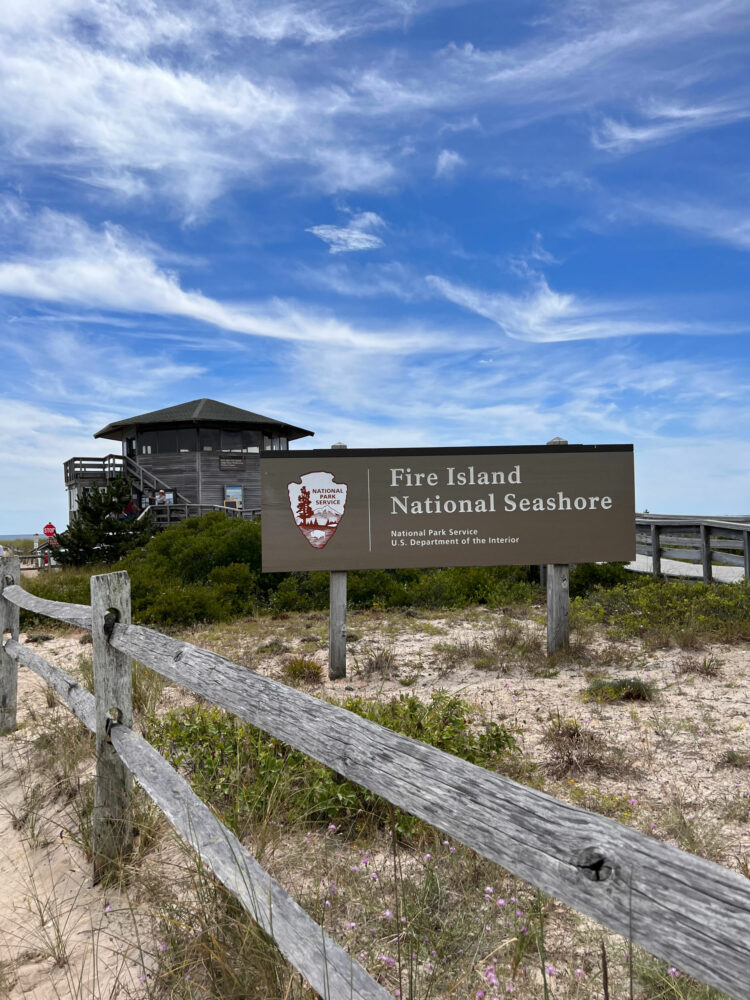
[177,428,197,452]
[242,430,261,453]
[139,430,157,455]
[126,437,136,458]
[221,430,243,453]
[199,428,221,452]
[263,435,287,451]
[157,429,178,453]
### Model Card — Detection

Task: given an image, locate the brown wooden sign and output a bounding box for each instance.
[261,445,635,572]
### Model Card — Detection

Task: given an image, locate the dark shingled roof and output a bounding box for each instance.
[94,398,314,442]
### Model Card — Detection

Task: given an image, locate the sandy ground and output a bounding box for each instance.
[1,609,748,997]
[0,635,149,1000]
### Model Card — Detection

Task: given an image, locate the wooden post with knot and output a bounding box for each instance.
[91,570,134,883]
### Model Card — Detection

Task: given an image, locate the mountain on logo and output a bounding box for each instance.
[314,505,341,523]
[288,471,348,549]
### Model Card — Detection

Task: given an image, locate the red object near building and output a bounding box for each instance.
[43,523,56,537]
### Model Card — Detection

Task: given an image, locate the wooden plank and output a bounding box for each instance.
[659,547,701,563]
[658,532,703,545]
[109,621,750,1000]
[711,550,746,568]
[642,528,701,541]
[4,639,96,731]
[700,525,712,584]
[709,537,746,551]
[91,571,133,882]
[650,524,661,577]
[2,638,391,1000]
[108,722,393,1000]
[0,556,20,733]
[329,571,347,680]
[546,564,569,654]
[1,584,93,630]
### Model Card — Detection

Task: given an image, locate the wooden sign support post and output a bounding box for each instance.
[545,437,570,656]
[0,555,20,733]
[328,443,348,680]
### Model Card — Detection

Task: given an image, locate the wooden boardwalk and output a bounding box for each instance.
[626,553,745,583]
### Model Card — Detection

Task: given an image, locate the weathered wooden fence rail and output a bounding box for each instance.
[636,515,750,581]
[1,555,749,999]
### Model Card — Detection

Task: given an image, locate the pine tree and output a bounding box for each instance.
[57,478,154,566]
[296,486,314,525]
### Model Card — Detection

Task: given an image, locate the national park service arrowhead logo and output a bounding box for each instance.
[288,471,348,549]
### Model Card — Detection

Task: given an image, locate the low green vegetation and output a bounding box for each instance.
[20,513,750,646]
[145,692,519,839]
[574,576,750,646]
[23,513,537,626]
[582,676,657,702]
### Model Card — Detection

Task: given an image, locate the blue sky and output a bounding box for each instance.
[1,0,749,533]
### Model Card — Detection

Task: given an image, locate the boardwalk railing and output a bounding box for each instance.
[636,514,750,581]
[1,555,749,1000]
[141,502,260,526]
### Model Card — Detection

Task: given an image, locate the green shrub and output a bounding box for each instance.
[574,578,750,646]
[582,677,657,702]
[569,561,629,597]
[145,692,519,838]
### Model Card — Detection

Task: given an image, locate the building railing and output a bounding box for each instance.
[635,514,750,581]
[139,503,260,525]
[65,455,192,506]
[0,557,748,999]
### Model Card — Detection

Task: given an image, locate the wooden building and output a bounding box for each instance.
[64,398,313,521]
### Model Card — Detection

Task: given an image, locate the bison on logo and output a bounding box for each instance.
[288,471,348,549]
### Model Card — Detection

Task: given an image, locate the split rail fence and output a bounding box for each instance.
[1,555,749,1000]
[636,515,750,581]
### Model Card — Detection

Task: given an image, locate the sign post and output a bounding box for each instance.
[545,437,569,655]
[329,443,348,680]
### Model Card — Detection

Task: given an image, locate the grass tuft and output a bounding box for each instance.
[281,656,322,686]
[542,716,627,777]
[582,676,657,702]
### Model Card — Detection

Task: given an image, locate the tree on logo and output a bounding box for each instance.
[296,486,314,525]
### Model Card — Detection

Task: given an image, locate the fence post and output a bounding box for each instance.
[91,570,133,883]
[545,437,569,655]
[0,555,20,733]
[329,442,348,680]
[744,530,750,583]
[700,524,713,584]
[650,523,661,578]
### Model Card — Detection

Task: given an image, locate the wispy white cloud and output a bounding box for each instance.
[625,196,750,250]
[427,272,746,342]
[0,206,437,353]
[592,98,750,153]
[307,212,386,253]
[435,149,465,179]
[300,260,427,300]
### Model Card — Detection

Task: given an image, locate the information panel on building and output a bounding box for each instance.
[261,444,635,572]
